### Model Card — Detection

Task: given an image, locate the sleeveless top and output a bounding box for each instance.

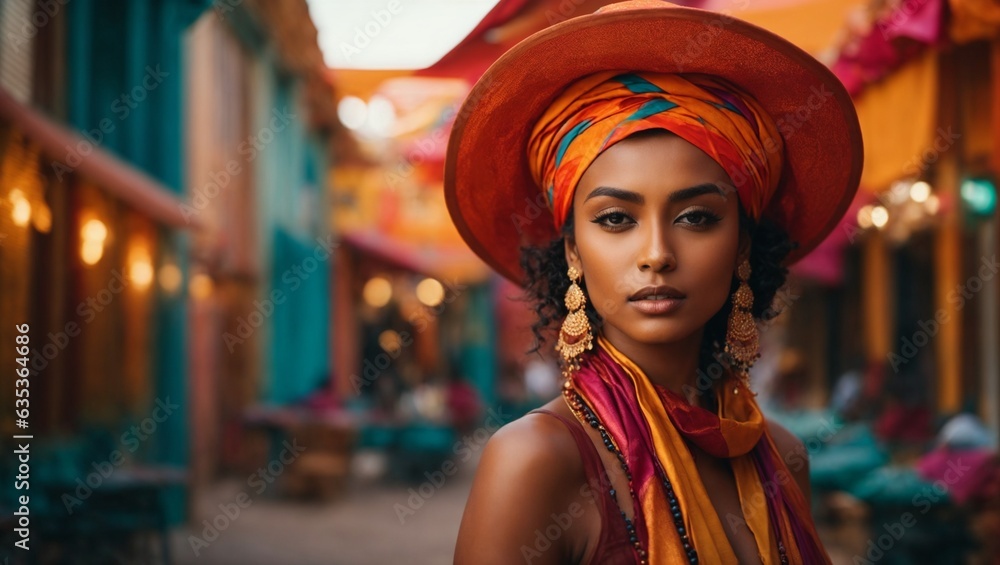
[529,409,637,564]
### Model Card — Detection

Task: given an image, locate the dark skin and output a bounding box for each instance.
[454,133,811,564]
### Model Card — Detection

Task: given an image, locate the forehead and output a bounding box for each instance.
[576,131,733,198]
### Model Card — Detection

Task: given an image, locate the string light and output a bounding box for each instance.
[81,241,102,265]
[857,205,874,229]
[925,194,941,215]
[363,276,392,307]
[9,189,31,227]
[159,262,183,294]
[81,219,108,242]
[416,277,445,307]
[31,202,51,233]
[378,329,402,354]
[190,273,213,300]
[909,181,931,203]
[80,218,109,265]
[871,206,889,229]
[128,245,154,290]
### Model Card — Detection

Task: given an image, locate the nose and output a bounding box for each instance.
[637,223,675,272]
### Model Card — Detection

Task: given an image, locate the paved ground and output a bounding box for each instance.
[171,452,474,565]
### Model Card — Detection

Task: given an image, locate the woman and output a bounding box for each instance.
[445,2,863,564]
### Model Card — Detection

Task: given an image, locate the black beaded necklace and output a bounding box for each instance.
[563,382,791,565]
[563,384,697,565]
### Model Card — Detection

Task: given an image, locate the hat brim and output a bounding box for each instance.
[445,4,863,284]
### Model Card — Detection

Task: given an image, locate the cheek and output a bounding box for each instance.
[574,230,630,317]
[685,229,741,311]
[702,265,736,314]
[578,250,620,316]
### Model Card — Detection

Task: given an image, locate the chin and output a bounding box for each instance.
[609,316,705,347]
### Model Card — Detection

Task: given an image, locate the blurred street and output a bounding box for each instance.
[1,0,999,563]
[171,455,475,565]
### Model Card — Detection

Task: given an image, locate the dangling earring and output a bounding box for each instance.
[725,259,759,392]
[556,266,593,378]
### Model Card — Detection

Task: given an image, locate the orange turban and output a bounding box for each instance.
[528,72,784,232]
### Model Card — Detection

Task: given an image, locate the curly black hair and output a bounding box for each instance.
[519,203,796,381]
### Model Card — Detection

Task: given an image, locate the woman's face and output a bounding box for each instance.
[566,131,746,349]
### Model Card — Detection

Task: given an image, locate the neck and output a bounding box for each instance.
[599,325,709,405]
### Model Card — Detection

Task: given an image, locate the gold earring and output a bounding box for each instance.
[556,266,593,378]
[725,259,759,391]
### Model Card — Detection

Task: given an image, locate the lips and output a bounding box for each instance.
[629,285,686,301]
[628,285,686,316]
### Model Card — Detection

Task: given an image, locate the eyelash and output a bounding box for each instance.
[591,208,634,231]
[678,207,722,228]
[590,207,722,231]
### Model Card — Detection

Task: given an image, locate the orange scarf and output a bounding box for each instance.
[568,336,831,564]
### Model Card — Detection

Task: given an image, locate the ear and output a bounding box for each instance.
[564,234,582,273]
[736,227,752,267]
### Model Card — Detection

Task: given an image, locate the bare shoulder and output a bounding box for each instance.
[454,406,586,565]
[493,406,583,460]
[766,419,812,505]
[475,409,585,489]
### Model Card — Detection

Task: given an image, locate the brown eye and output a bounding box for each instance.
[591,210,635,231]
[677,209,721,227]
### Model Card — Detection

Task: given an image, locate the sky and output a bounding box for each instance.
[306,0,501,70]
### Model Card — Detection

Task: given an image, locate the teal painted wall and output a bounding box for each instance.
[461,283,498,410]
[261,79,331,404]
[67,0,205,190]
[66,0,210,521]
[231,34,331,405]
[269,228,330,404]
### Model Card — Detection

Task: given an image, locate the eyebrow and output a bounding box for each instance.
[669,183,727,202]
[583,182,726,204]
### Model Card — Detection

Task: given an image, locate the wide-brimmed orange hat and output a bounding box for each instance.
[445,0,863,284]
